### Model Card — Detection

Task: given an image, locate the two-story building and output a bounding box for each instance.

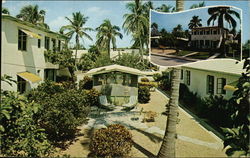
[180,58,243,100]
[1,14,69,93]
[190,26,234,49]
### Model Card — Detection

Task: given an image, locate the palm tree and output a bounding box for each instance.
[96,19,123,57]
[157,1,183,157]
[207,6,240,55]
[207,6,240,31]
[190,1,205,9]
[188,16,202,29]
[123,0,148,58]
[2,8,10,15]
[16,5,49,29]
[156,4,174,13]
[60,12,93,65]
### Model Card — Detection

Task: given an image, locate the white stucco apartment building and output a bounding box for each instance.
[190,26,234,49]
[1,14,68,93]
[180,59,243,99]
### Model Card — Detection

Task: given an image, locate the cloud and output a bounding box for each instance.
[2,0,6,3]
[48,16,69,32]
[86,7,110,17]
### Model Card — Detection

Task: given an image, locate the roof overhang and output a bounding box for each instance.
[20,29,42,39]
[17,72,42,83]
[85,65,146,76]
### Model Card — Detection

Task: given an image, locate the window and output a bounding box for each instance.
[18,30,27,51]
[207,75,214,95]
[186,70,190,85]
[45,36,50,50]
[38,39,41,48]
[52,38,56,52]
[206,30,210,35]
[44,69,56,81]
[205,40,210,47]
[58,40,61,51]
[17,76,26,93]
[200,30,204,35]
[217,78,226,94]
[213,30,217,35]
[181,69,183,80]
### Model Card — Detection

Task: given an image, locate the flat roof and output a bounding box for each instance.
[192,26,229,31]
[2,14,68,40]
[85,64,146,76]
[182,58,244,76]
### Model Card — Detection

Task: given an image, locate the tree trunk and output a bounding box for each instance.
[75,35,79,66]
[158,68,180,158]
[108,38,111,58]
[157,1,183,157]
[176,0,184,12]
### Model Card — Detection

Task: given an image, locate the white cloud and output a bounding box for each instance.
[86,7,110,17]
[2,0,6,3]
[48,16,69,32]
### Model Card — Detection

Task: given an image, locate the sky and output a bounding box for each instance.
[151,6,241,34]
[3,0,250,48]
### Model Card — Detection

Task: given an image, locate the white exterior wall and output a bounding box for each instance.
[180,68,240,100]
[1,18,64,92]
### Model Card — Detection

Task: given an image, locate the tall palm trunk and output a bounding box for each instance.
[176,0,184,12]
[75,35,79,66]
[158,1,183,157]
[158,68,181,158]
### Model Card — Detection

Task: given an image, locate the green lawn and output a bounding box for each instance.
[189,52,211,59]
[175,50,194,56]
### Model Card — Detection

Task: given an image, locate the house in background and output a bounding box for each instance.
[85,65,145,105]
[180,59,243,99]
[190,26,235,49]
[1,14,69,93]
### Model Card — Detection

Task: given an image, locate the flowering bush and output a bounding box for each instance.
[89,124,133,157]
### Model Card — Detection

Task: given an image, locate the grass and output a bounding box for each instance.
[189,51,211,59]
[174,50,194,56]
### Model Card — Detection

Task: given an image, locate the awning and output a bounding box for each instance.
[17,72,42,83]
[224,80,238,91]
[20,29,42,39]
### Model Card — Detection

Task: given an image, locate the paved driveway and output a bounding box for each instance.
[150,54,194,66]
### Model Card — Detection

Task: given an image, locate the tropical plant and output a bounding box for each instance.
[79,76,93,90]
[190,1,205,9]
[156,4,174,13]
[60,12,93,65]
[158,1,183,157]
[44,49,75,77]
[207,6,240,31]
[1,91,53,157]
[138,86,151,103]
[27,80,91,143]
[89,124,133,157]
[222,58,250,157]
[2,7,10,14]
[16,5,49,29]
[77,53,96,71]
[123,0,148,58]
[188,16,202,29]
[96,19,123,57]
[207,6,240,56]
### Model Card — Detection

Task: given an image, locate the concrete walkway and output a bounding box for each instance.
[60,90,226,157]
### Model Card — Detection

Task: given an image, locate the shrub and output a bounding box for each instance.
[37,89,90,141]
[1,91,53,157]
[83,89,100,107]
[140,77,149,82]
[79,76,93,90]
[89,124,133,157]
[27,81,91,143]
[138,86,150,103]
